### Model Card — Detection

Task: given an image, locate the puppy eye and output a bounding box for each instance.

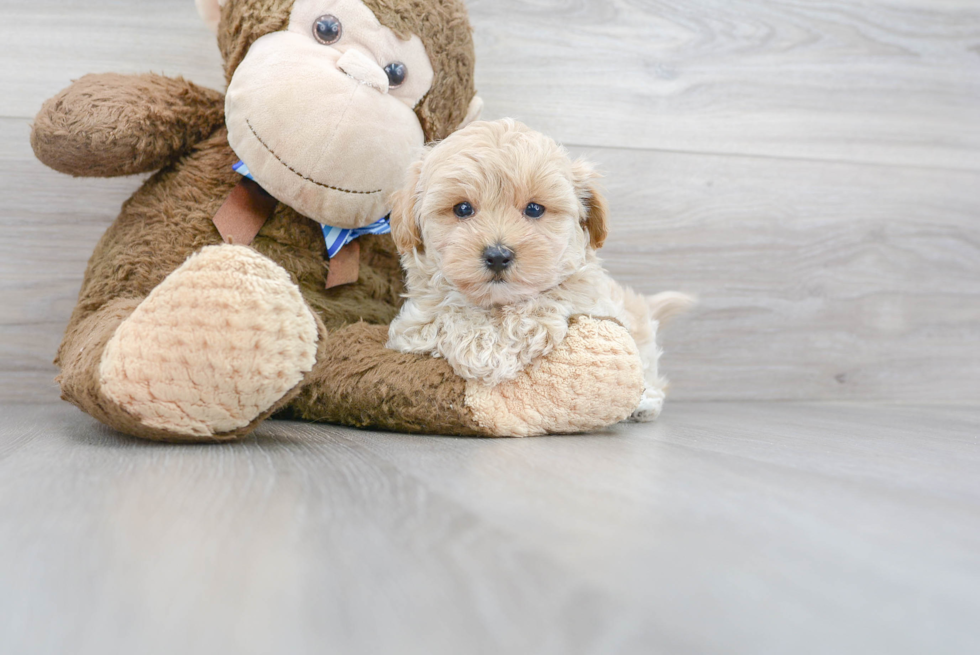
[453,202,475,219]
[384,62,408,88]
[524,203,546,219]
[313,15,343,45]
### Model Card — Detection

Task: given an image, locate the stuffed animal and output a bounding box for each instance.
[30,0,645,441]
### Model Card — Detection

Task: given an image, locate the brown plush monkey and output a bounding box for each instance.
[30,0,644,441]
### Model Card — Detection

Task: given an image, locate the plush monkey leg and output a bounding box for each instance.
[462,316,647,436]
[31,73,224,178]
[285,316,645,437]
[58,244,320,442]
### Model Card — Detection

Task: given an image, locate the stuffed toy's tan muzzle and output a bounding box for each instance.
[225,30,428,228]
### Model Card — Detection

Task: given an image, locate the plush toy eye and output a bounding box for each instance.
[384,62,408,88]
[313,15,343,45]
[453,202,475,219]
[524,202,546,219]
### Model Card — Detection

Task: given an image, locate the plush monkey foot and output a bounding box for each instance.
[464,316,645,437]
[99,245,319,439]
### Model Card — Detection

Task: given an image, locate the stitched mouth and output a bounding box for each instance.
[246,119,382,196]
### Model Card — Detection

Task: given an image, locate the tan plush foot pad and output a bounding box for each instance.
[99,245,318,438]
[464,316,645,437]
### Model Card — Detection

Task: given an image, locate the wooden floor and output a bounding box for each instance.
[1,402,978,654]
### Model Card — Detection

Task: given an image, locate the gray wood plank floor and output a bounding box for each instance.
[1,402,978,654]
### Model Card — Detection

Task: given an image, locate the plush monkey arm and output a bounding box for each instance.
[285,317,646,437]
[31,73,225,177]
[283,322,488,436]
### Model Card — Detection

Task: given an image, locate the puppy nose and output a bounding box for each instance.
[483,245,514,273]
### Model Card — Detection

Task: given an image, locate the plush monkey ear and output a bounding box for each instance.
[457,96,485,130]
[389,156,427,254]
[571,159,609,250]
[195,0,225,34]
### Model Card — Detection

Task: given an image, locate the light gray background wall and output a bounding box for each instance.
[2,0,979,403]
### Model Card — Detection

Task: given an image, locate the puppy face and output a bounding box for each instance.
[391,119,608,307]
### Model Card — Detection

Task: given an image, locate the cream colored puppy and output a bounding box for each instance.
[387,119,692,421]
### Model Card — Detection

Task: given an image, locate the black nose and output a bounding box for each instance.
[482,245,514,273]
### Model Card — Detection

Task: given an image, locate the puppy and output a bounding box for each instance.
[386,119,692,421]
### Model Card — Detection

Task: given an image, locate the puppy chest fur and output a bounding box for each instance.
[389,256,630,386]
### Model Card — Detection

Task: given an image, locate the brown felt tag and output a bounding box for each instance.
[326,241,360,289]
[212,178,278,246]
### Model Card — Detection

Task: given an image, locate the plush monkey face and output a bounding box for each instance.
[197,0,480,229]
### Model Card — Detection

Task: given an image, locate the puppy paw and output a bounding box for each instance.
[628,387,665,422]
[99,245,319,438]
[463,316,644,436]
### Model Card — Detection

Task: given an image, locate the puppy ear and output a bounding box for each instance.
[571,159,609,250]
[389,156,426,254]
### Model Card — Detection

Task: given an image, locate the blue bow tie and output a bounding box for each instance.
[234,160,391,258]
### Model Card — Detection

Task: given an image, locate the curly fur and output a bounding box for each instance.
[388,120,693,419]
